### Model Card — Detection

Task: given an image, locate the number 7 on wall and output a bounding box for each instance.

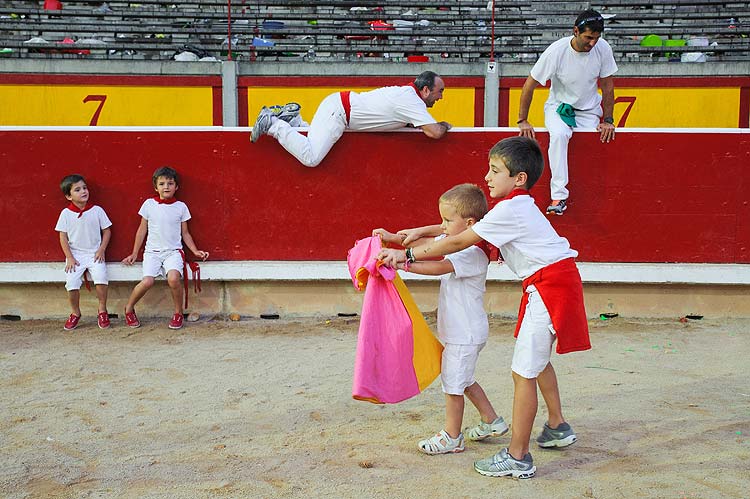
[613,96,636,127]
[83,95,107,126]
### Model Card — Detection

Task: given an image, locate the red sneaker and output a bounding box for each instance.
[125,309,140,328]
[169,313,184,330]
[64,313,81,331]
[97,311,110,329]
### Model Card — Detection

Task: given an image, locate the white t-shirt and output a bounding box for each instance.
[348,85,437,131]
[531,36,618,111]
[437,245,489,345]
[138,199,191,252]
[472,195,577,279]
[55,205,112,255]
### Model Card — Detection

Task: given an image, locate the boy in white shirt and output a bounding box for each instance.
[55,174,112,331]
[378,137,590,478]
[122,167,209,330]
[374,184,508,455]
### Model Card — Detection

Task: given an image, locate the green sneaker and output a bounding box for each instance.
[536,421,577,448]
[474,448,536,478]
[465,416,509,441]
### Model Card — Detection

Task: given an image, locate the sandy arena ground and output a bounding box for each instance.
[1,314,748,499]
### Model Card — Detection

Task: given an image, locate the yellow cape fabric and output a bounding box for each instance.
[392,274,443,392]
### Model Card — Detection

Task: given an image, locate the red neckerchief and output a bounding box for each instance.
[478,189,530,262]
[153,195,177,204]
[499,188,530,202]
[67,202,95,218]
[409,83,422,98]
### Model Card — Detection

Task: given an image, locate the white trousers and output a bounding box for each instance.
[269,92,347,167]
[544,102,601,201]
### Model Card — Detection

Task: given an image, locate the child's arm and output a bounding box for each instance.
[94,227,111,263]
[398,224,443,246]
[122,218,148,265]
[398,259,454,276]
[379,228,482,267]
[59,232,78,273]
[181,221,209,261]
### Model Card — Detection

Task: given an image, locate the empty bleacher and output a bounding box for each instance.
[0,0,748,62]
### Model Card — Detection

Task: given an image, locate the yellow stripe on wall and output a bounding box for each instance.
[248,86,476,127]
[0,85,214,126]
[508,87,740,128]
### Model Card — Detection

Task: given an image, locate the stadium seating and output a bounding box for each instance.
[0,0,748,62]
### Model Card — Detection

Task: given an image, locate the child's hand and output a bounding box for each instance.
[194,250,209,261]
[94,249,106,263]
[372,228,405,246]
[65,257,79,273]
[398,228,424,246]
[377,248,406,268]
[122,254,136,265]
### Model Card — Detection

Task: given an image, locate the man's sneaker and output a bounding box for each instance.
[250,106,275,143]
[125,309,140,328]
[169,313,184,330]
[417,429,465,455]
[474,447,536,479]
[536,421,577,448]
[465,416,509,441]
[546,199,567,216]
[269,102,301,122]
[64,314,81,331]
[269,102,307,127]
[97,311,110,329]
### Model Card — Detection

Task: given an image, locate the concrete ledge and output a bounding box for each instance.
[1,261,749,285]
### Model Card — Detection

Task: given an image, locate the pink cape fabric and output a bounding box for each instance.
[347,236,441,404]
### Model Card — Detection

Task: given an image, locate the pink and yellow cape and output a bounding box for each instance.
[347,236,443,404]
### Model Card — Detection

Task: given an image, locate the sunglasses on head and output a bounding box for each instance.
[576,16,603,27]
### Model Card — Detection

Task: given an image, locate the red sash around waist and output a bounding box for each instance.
[514,257,590,354]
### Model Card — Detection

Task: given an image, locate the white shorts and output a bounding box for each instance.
[142,250,183,278]
[441,342,485,395]
[511,285,557,379]
[64,253,108,291]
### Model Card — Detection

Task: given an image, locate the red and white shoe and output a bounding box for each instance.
[64,313,81,331]
[97,311,110,329]
[125,309,140,328]
[169,313,184,330]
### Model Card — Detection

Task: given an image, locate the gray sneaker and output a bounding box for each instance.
[474,447,536,479]
[250,107,275,143]
[268,102,301,123]
[536,421,577,448]
[465,416,509,441]
[546,199,567,215]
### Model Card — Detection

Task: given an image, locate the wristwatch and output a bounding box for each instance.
[603,117,614,124]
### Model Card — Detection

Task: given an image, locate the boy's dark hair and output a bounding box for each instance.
[60,174,85,196]
[414,71,440,91]
[488,137,544,189]
[439,183,488,221]
[574,9,604,33]
[152,166,179,188]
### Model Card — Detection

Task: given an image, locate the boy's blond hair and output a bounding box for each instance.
[439,183,488,221]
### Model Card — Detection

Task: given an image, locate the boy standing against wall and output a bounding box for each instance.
[55,174,112,331]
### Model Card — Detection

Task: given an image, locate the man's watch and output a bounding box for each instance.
[603,117,615,125]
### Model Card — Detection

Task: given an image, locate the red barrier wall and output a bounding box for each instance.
[0,129,748,264]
